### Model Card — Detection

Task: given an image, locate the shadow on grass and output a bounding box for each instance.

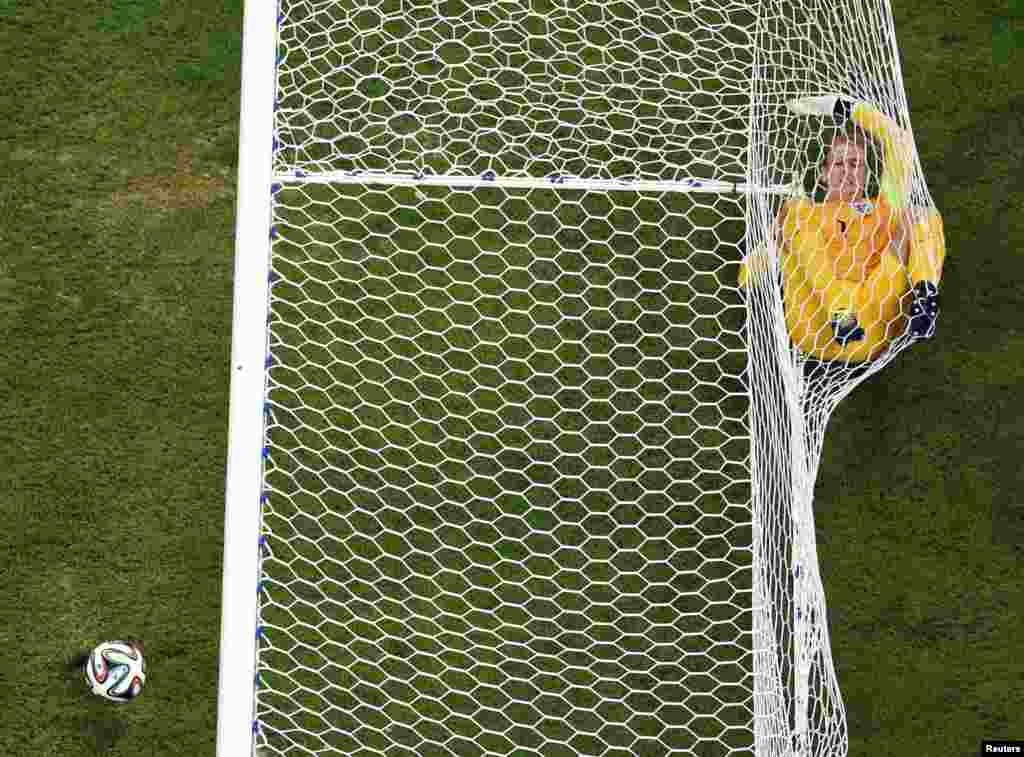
[70,715,128,755]
[60,651,129,754]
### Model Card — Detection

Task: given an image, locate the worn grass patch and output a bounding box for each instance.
[0,1,1021,756]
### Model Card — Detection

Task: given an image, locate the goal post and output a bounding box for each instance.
[219,1,936,756]
[216,0,279,753]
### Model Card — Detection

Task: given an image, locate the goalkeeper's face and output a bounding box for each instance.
[822,142,867,201]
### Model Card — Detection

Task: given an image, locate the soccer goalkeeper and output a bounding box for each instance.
[739,96,946,364]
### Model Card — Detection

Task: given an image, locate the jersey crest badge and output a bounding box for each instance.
[849,200,874,215]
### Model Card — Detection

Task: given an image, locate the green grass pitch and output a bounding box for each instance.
[0,0,1021,755]
[259,179,751,756]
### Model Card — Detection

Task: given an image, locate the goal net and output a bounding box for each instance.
[218,1,937,756]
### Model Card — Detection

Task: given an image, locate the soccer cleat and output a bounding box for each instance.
[907,281,939,339]
[831,311,865,345]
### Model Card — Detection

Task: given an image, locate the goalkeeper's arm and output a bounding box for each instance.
[897,206,944,340]
[738,203,790,291]
[788,94,912,208]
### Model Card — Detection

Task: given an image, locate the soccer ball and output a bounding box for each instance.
[83,640,146,703]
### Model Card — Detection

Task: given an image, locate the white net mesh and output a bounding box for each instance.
[273,1,754,182]
[242,1,938,756]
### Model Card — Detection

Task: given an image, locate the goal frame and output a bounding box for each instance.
[217,1,279,754]
[217,2,849,756]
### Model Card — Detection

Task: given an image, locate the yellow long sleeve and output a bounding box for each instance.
[851,103,913,209]
[905,207,946,285]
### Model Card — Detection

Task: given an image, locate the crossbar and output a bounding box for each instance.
[273,169,800,196]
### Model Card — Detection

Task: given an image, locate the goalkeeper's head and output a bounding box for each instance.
[820,129,870,203]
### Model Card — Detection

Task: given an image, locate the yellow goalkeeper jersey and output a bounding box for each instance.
[739,103,946,363]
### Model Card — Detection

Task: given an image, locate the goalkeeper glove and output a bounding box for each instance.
[786,95,855,125]
[907,281,939,340]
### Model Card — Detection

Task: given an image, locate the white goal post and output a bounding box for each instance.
[218,2,936,756]
[216,0,277,752]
